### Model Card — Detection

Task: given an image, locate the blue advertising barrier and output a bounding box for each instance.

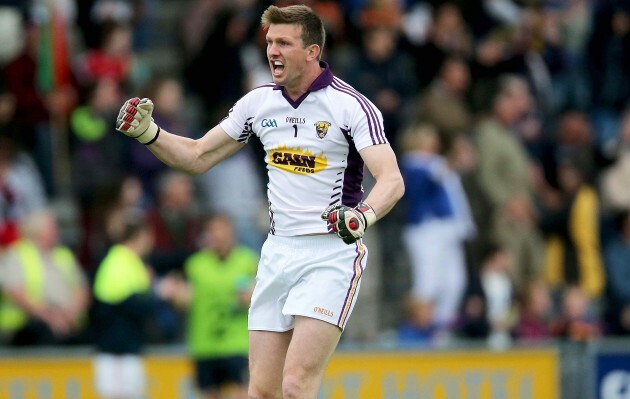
[595,351,630,399]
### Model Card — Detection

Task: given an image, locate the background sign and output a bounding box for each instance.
[0,348,558,399]
[322,349,558,399]
[596,352,630,399]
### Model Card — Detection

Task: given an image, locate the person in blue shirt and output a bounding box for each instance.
[400,123,476,335]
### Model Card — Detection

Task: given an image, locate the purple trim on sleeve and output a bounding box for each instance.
[330,81,377,145]
[331,78,386,145]
[273,61,334,109]
[340,127,364,207]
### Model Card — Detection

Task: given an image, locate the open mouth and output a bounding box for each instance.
[271,60,285,77]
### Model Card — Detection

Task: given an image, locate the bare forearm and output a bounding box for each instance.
[146,126,244,175]
[360,144,405,221]
[364,173,405,220]
[146,129,207,174]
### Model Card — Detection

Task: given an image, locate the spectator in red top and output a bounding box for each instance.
[75,22,149,90]
[146,171,201,275]
[513,279,553,341]
[551,285,601,341]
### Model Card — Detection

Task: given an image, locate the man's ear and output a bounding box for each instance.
[307,44,321,61]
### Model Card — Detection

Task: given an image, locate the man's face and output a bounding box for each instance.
[266,23,310,89]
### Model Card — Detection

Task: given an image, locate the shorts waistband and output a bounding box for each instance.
[265,233,356,251]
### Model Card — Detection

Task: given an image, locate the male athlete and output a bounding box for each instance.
[115,5,404,398]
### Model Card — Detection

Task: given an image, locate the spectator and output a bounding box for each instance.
[600,108,630,215]
[69,78,127,211]
[75,22,149,90]
[146,170,201,275]
[513,279,553,341]
[91,211,159,399]
[548,110,603,187]
[400,123,475,332]
[0,209,90,346]
[158,213,257,399]
[447,134,495,277]
[0,5,26,66]
[474,74,545,292]
[411,56,474,152]
[454,280,490,340]
[468,29,530,113]
[479,243,516,348]
[341,24,417,147]
[181,0,262,126]
[2,23,53,191]
[0,135,47,247]
[409,2,473,88]
[397,296,439,347]
[550,285,601,341]
[75,174,146,273]
[587,2,630,149]
[88,0,154,50]
[553,0,592,111]
[539,155,605,300]
[0,79,17,144]
[512,7,564,115]
[603,211,630,335]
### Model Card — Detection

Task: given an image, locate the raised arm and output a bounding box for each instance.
[145,124,245,175]
[115,97,245,175]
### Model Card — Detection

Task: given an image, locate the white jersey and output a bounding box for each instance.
[219,62,387,236]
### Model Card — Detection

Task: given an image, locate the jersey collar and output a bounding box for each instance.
[274,61,334,109]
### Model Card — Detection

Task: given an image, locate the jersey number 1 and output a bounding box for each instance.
[292,124,298,138]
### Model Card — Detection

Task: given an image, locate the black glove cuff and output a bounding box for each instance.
[143,126,161,145]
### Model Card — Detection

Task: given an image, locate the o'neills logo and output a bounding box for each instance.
[268,145,327,175]
[314,307,334,317]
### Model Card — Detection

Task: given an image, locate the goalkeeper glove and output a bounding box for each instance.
[115,97,160,145]
[321,202,377,244]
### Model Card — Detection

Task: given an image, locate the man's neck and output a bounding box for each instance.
[284,62,324,100]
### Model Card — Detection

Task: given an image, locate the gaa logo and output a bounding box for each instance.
[261,118,278,128]
[314,121,331,139]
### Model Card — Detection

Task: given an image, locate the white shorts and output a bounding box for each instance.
[93,354,146,399]
[249,234,368,331]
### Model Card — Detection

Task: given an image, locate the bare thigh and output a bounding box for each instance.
[248,329,292,398]
[282,316,342,397]
[248,317,342,399]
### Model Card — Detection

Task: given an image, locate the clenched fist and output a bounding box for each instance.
[321,202,377,244]
[116,97,160,144]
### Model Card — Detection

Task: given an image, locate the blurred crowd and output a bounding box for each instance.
[1,0,630,353]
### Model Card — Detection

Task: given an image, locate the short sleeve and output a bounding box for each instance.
[219,93,256,144]
[348,95,388,152]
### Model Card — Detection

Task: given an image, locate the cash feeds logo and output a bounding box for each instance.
[268,145,327,175]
